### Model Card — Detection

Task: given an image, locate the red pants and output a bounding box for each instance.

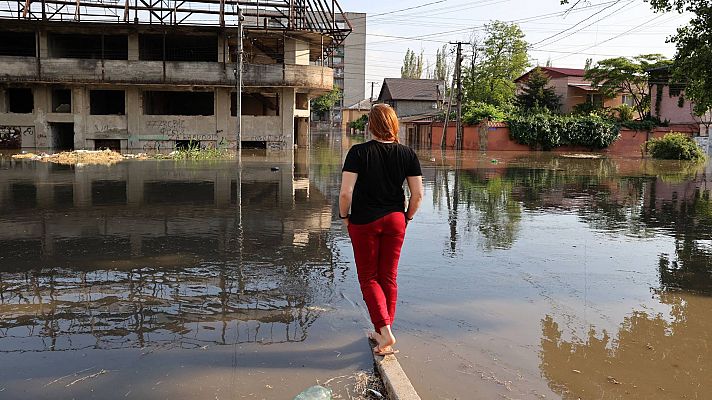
[347,212,406,332]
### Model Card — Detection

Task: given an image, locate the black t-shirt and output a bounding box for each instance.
[342,140,423,225]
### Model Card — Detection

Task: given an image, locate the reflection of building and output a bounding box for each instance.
[0,1,352,151]
[515,67,630,114]
[0,153,337,350]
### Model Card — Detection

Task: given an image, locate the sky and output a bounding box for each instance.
[336,0,692,97]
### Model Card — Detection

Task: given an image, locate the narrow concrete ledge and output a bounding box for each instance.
[371,344,422,400]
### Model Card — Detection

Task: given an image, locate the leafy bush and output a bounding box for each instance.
[615,104,635,122]
[646,132,706,161]
[348,114,368,131]
[507,113,620,150]
[432,110,456,122]
[463,102,507,125]
[620,116,669,131]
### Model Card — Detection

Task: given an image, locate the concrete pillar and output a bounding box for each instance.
[126,87,141,149]
[73,86,87,149]
[284,38,310,66]
[38,30,48,59]
[215,88,231,149]
[0,87,5,112]
[281,87,295,149]
[128,33,139,61]
[296,117,309,148]
[34,86,50,148]
[217,33,226,63]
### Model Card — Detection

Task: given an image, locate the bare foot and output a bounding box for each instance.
[373,325,396,354]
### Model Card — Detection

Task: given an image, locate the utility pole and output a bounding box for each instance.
[452,41,465,150]
[370,81,375,102]
[440,78,455,150]
[235,6,244,157]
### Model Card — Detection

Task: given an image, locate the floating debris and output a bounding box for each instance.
[560,153,604,159]
[293,385,332,400]
[271,166,280,171]
[12,150,146,165]
[65,369,108,387]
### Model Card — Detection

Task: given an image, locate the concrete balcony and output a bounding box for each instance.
[0,56,333,90]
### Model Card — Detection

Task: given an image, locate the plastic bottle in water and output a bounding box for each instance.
[293,385,332,400]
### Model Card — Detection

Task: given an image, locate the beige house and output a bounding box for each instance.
[515,67,631,114]
[341,99,371,132]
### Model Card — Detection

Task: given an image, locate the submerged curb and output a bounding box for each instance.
[371,343,422,400]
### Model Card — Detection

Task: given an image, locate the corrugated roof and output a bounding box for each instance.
[378,78,445,101]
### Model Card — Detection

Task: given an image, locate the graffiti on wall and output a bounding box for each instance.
[146,120,186,136]
[0,126,33,149]
[249,134,288,150]
[168,133,218,141]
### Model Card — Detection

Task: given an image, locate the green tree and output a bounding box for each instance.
[585,54,671,120]
[434,45,451,82]
[648,0,712,127]
[311,86,341,124]
[464,21,529,109]
[401,49,424,79]
[516,67,561,112]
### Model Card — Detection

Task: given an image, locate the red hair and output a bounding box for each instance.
[369,104,400,143]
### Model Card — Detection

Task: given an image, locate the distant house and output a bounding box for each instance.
[648,66,709,134]
[341,99,372,132]
[377,78,445,117]
[515,67,631,114]
[648,67,711,139]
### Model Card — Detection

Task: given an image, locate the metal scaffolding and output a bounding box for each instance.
[0,0,352,52]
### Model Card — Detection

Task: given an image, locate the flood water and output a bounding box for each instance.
[1,136,711,399]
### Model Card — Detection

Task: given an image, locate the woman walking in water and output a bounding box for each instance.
[339,104,424,356]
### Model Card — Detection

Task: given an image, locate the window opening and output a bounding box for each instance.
[7,88,33,113]
[90,90,125,115]
[52,88,72,113]
[143,91,214,116]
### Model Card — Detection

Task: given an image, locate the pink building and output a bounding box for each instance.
[515,67,630,114]
[648,66,710,136]
[649,66,696,124]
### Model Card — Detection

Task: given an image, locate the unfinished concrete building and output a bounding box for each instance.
[0,0,351,151]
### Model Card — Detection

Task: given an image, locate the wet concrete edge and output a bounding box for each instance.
[370,341,422,400]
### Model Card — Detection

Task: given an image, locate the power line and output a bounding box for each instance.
[532,0,632,47]
[550,12,670,62]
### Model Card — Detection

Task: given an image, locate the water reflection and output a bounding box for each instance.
[0,151,341,352]
[540,290,712,399]
[425,153,712,260]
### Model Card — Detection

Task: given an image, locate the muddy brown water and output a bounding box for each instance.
[1,137,711,399]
